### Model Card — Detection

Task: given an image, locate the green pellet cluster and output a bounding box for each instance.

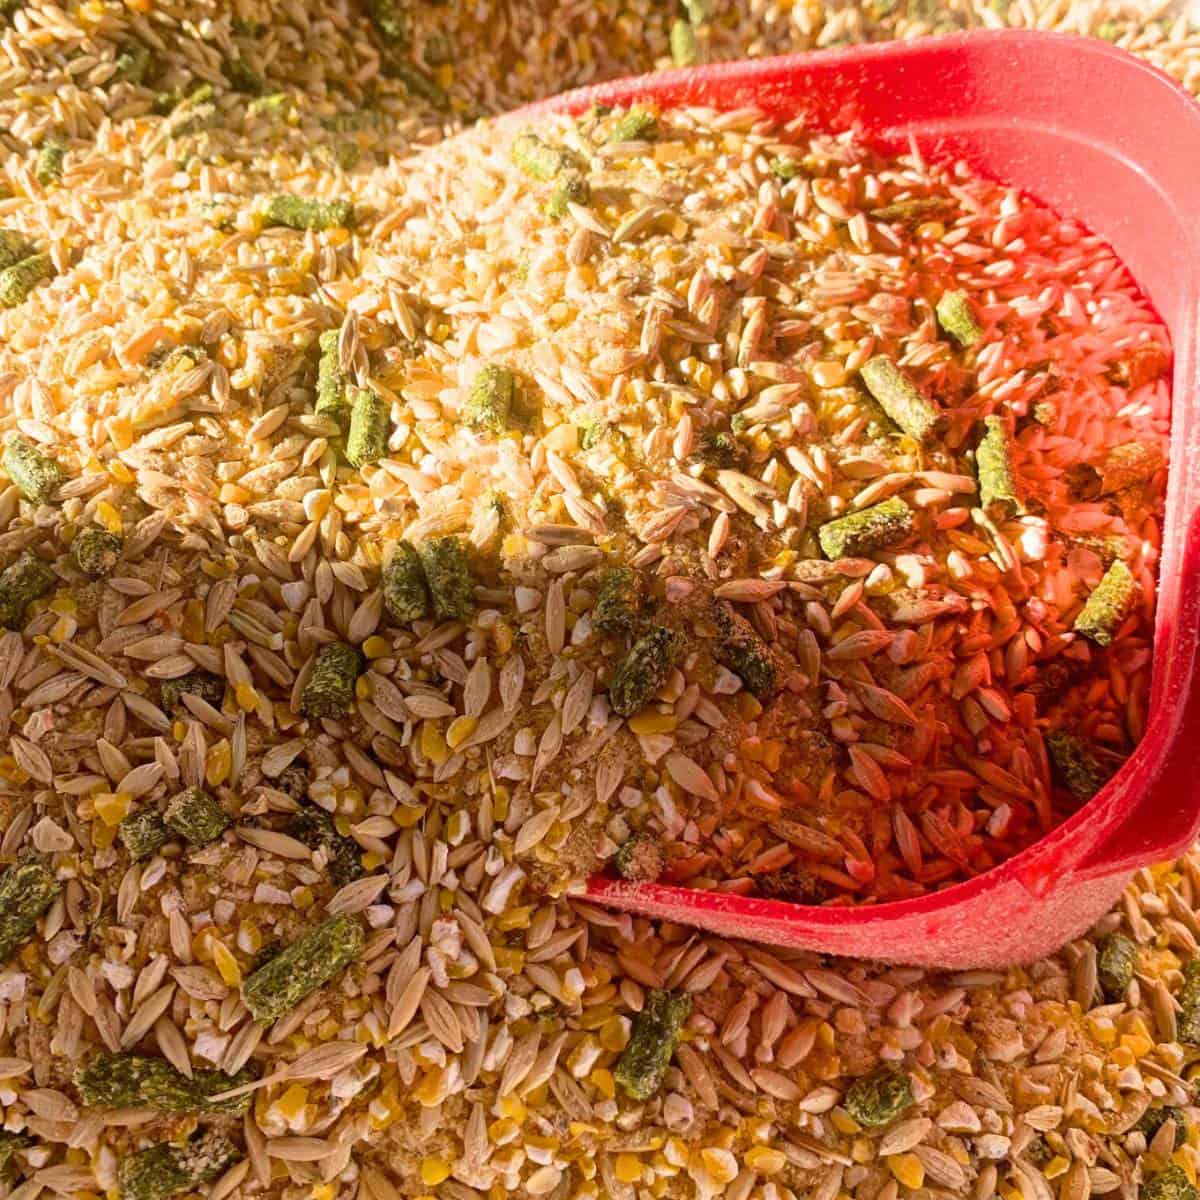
[222,57,262,94]
[3,435,66,502]
[382,540,430,622]
[1096,931,1137,1001]
[608,627,681,717]
[113,42,153,85]
[1177,961,1200,1044]
[77,1054,256,1114]
[71,528,123,578]
[417,536,476,621]
[1094,440,1164,495]
[592,567,647,637]
[35,137,65,185]
[1108,341,1170,390]
[976,415,1021,519]
[119,808,171,861]
[0,251,54,307]
[608,108,658,143]
[818,497,914,560]
[935,290,983,348]
[163,787,229,846]
[299,642,362,720]
[315,327,350,426]
[511,131,580,180]
[0,852,60,964]
[241,914,365,1023]
[869,196,953,224]
[843,1065,914,1128]
[464,363,516,434]
[859,356,942,443]
[262,195,354,231]
[160,671,225,715]
[289,807,364,887]
[345,386,390,467]
[613,831,664,883]
[712,602,779,698]
[0,1131,30,1185]
[614,989,691,1100]
[770,157,803,181]
[0,550,57,629]
[545,171,591,221]
[1142,1166,1200,1200]
[249,92,291,120]
[1074,560,1138,646]
[670,18,698,66]
[0,228,33,269]
[1135,1106,1189,1150]
[1045,731,1123,801]
[693,430,740,468]
[390,62,448,110]
[117,1131,240,1200]
[365,0,406,43]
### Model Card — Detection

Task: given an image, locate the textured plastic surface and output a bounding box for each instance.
[521,31,1200,966]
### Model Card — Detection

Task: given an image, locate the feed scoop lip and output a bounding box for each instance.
[517,30,1200,967]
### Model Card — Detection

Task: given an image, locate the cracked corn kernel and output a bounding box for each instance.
[211,940,241,986]
[446,715,477,748]
[744,1147,786,1174]
[94,793,132,827]
[614,1155,642,1183]
[887,1154,925,1189]
[362,635,389,658]
[420,1160,451,1186]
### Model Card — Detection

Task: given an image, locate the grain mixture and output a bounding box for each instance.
[0,4,1196,1200]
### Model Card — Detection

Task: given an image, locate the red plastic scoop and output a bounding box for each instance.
[520,31,1200,967]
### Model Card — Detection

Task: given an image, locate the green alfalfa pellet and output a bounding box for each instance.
[315,327,350,427]
[545,171,590,221]
[76,1054,255,1114]
[118,808,172,861]
[464,363,515,434]
[241,914,365,1023]
[382,540,429,623]
[859,356,942,443]
[116,1131,240,1200]
[2,435,65,502]
[0,228,33,271]
[1142,1165,1200,1200]
[976,415,1021,519]
[1096,931,1137,1002]
[712,602,779,698]
[614,989,690,1100]
[345,386,389,468]
[159,671,225,715]
[71,528,123,579]
[288,807,364,887]
[608,627,681,717]
[299,642,362,719]
[817,497,914,561]
[34,137,65,186]
[1045,731,1123,801]
[510,131,578,180]
[592,567,647,637]
[1177,961,1200,1044]
[670,18,699,66]
[163,787,229,846]
[935,290,983,348]
[0,255,54,310]
[613,831,664,883]
[608,108,658,143]
[262,195,353,231]
[1074,559,1138,647]
[0,550,57,629]
[843,1065,914,1128]
[0,851,60,965]
[417,536,475,621]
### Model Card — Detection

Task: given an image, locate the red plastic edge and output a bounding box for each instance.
[512,31,1200,965]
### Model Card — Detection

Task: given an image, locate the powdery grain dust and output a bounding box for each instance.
[0,2,1194,1200]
